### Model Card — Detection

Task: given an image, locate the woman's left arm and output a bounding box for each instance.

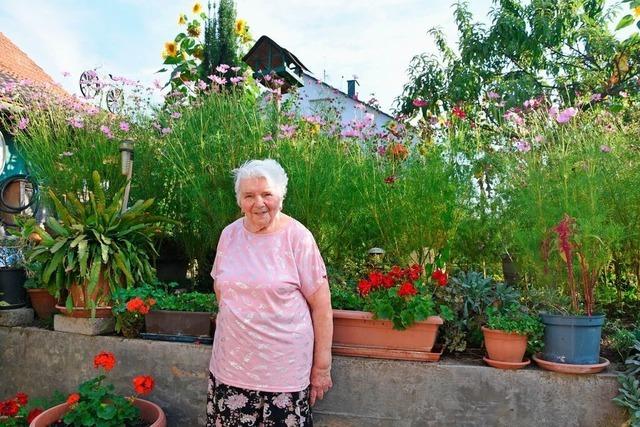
[306,282,333,406]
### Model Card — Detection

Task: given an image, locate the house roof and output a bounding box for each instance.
[302,70,394,120]
[0,32,66,99]
[242,35,311,75]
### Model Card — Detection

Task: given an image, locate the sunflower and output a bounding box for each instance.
[633,6,640,18]
[178,14,187,25]
[163,41,178,57]
[187,22,201,37]
[192,2,202,14]
[235,19,247,36]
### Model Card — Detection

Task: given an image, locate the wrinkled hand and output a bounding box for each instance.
[309,366,332,406]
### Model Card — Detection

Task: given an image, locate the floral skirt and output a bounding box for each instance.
[206,372,312,427]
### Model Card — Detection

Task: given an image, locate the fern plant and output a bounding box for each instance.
[18,171,173,314]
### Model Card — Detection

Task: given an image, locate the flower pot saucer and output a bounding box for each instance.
[483,356,530,370]
[55,304,113,318]
[532,354,610,374]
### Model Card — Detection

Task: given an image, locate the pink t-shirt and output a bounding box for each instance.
[209,217,327,392]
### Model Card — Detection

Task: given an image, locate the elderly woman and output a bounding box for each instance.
[207,159,333,427]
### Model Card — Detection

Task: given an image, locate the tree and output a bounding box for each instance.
[396,0,640,115]
[200,0,242,80]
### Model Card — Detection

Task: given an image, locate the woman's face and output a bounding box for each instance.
[238,177,282,231]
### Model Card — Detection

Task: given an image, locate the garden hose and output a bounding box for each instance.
[0,174,39,214]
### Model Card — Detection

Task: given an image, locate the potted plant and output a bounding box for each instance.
[0,235,27,310]
[18,171,171,318]
[29,351,166,427]
[22,261,58,320]
[332,263,452,360]
[482,303,543,369]
[112,286,156,338]
[535,214,612,368]
[144,283,217,338]
[0,391,52,425]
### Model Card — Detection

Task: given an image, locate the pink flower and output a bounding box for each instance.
[600,144,611,153]
[548,105,559,119]
[17,117,29,130]
[487,91,500,100]
[171,112,182,119]
[556,107,577,124]
[340,128,360,138]
[262,134,273,142]
[263,74,272,82]
[210,75,227,85]
[590,93,602,102]
[197,80,208,90]
[503,111,524,126]
[100,125,113,139]
[216,64,230,73]
[230,77,243,84]
[231,66,241,72]
[161,127,172,135]
[67,116,84,128]
[516,139,531,153]
[119,121,130,132]
[279,124,296,138]
[61,71,71,77]
[412,98,428,107]
[153,79,163,89]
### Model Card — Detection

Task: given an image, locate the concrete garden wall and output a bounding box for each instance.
[0,326,625,426]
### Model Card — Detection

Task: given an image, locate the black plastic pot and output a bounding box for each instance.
[540,312,605,364]
[0,268,27,309]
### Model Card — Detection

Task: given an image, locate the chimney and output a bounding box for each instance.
[347,77,359,99]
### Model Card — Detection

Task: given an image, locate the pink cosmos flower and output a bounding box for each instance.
[487,91,500,100]
[67,116,84,128]
[516,139,531,153]
[216,64,230,73]
[279,124,296,138]
[161,127,172,135]
[197,80,208,90]
[556,107,577,124]
[590,93,602,102]
[231,66,241,72]
[262,134,273,142]
[100,125,113,139]
[340,128,360,138]
[171,112,182,119]
[119,121,130,132]
[17,117,29,130]
[412,98,428,107]
[600,144,611,153]
[211,75,227,85]
[230,77,243,84]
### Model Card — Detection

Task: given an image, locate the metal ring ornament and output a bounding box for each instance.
[0,174,39,214]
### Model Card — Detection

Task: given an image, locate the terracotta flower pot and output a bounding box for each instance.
[57,272,113,318]
[332,309,443,352]
[29,398,166,427]
[145,310,215,337]
[27,288,58,319]
[482,326,528,363]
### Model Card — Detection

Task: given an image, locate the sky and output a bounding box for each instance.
[0,1,627,114]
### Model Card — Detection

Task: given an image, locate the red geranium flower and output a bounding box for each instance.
[27,408,44,423]
[368,271,384,288]
[397,282,418,297]
[15,392,28,406]
[431,269,448,286]
[94,351,116,372]
[358,279,372,296]
[408,264,423,281]
[126,297,150,315]
[389,265,404,280]
[412,98,428,108]
[1,400,19,416]
[132,375,155,395]
[381,274,395,288]
[66,393,80,406]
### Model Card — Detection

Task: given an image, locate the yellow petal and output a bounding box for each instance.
[193,2,202,14]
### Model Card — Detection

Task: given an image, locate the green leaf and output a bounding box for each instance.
[616,14,635,30]
[42,250,65,284]
[97,403,117,420]
[46,217,70,237]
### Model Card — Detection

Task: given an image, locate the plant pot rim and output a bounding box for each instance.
[539,311,606,319]
[481,326,527,337]
[333,309,443,324]
[149,309,216,315]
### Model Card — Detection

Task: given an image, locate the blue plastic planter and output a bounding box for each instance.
[540,312,605,364]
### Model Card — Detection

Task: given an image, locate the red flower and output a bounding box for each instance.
[431,269,448,286]
[132,375,155,395]
[126,297,150,315]
[408,264,423,281]
[94,351,116,372]
[1,400,19,416]
[397,282,418,297]
[387,143,408,161]
[381,274,395,288]
[384,175,397,184]
[27,408,44,423]
[368,271,384,288]
[452,105,466,119]
[357,279,372,296]
[412,98,428,107]
[66,393,80,406]
[389,265,404,280]
[15,392,28,406]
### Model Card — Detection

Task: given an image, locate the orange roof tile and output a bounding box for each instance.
[0,32,67,96]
